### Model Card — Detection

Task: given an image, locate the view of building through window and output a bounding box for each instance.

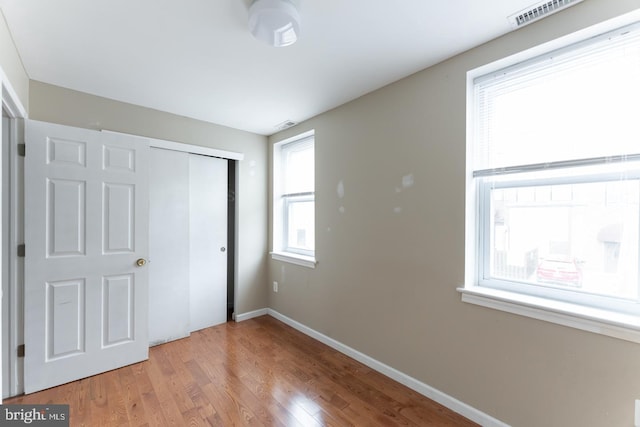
[489,179,639,301]
[287,198,314,252]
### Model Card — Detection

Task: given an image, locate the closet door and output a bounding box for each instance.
[189,154,227,332]
[148,148,190,344]
[148,149,228,343]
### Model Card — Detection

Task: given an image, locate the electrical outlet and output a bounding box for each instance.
[635,400,640,427]
[273,281,278,292]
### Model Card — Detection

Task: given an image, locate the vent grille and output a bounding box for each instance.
[509,0,584,28]
[276,120,297,131]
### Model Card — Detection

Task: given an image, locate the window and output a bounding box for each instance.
[272,131,315,267]
[462,20,640,341]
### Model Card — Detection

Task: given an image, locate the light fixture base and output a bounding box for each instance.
[248,0,300,47]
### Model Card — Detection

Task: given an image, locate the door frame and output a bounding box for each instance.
[1,70,27,399]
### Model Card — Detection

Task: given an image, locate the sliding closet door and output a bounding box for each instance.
[148,148,190,344]
[148,149,228,344]
[189,154,227,332]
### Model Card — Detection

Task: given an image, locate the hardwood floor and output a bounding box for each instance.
[5,316,478,426]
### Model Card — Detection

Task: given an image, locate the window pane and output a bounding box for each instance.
[489,179,640,300]
[284,143,314,194]
[286,199,315,253]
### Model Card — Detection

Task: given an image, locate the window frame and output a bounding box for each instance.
[271,130,316,268]
[460,14,640,344]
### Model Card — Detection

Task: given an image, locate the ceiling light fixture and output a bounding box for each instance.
[248,0,300,47]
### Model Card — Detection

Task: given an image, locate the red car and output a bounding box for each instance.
[536,257,583,287]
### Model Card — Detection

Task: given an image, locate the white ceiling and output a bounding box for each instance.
[1,0,542,135]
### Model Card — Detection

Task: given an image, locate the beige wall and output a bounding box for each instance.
[0,10,28,111]
[268,1,640,426]
[29,81,269,316]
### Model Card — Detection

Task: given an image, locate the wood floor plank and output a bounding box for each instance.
[70,378,92,427]
[5,316,478,426]
[88,371,111,426]
[145,348,189,426]
[104,369,129,426]
[116,366,148,427]
[128,362,172,427]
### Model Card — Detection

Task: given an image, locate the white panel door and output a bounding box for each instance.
[148,148,190,344]
[189,154,227,332]
[24,120,149,393]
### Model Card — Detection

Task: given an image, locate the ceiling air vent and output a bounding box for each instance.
[275,120,297,131]
[508,0,584,28]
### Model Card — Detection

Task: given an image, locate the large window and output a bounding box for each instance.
[463,20,640,340]
[272,131,315,266]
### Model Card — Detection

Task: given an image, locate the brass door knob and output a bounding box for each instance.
[136,258,147,267]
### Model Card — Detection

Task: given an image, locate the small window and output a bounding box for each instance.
[463,21,640,340]
[273,131,315,266]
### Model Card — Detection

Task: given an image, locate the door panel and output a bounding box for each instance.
[148,148,190,344]
[189,154,227,332]
[102,274,134,345]
[47,179,85,256]
[103,183,135,253]
[47,279,84,358]
[24,120,149,393]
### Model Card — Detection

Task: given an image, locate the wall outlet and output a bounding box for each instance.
[273,281,278,292]
[635,399,640,427]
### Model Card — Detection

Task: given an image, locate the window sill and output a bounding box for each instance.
[270,252,317,268]
[457,286,640,344]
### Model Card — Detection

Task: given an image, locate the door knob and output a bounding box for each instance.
[136,258,147,267]
[220,247,226,252]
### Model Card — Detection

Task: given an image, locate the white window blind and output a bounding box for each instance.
[473,22,640,175]
[282,135,314,196]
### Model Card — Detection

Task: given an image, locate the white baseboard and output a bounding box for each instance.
[234,308,268,322]
[267,308,509,427]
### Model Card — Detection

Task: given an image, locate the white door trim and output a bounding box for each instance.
[1,67,27,119]
[101,130,245,160]
[0,68,27,400]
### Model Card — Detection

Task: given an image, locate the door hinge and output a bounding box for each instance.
[17,244,25,257]
[17,143,25,157]
[17,344,25,358]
